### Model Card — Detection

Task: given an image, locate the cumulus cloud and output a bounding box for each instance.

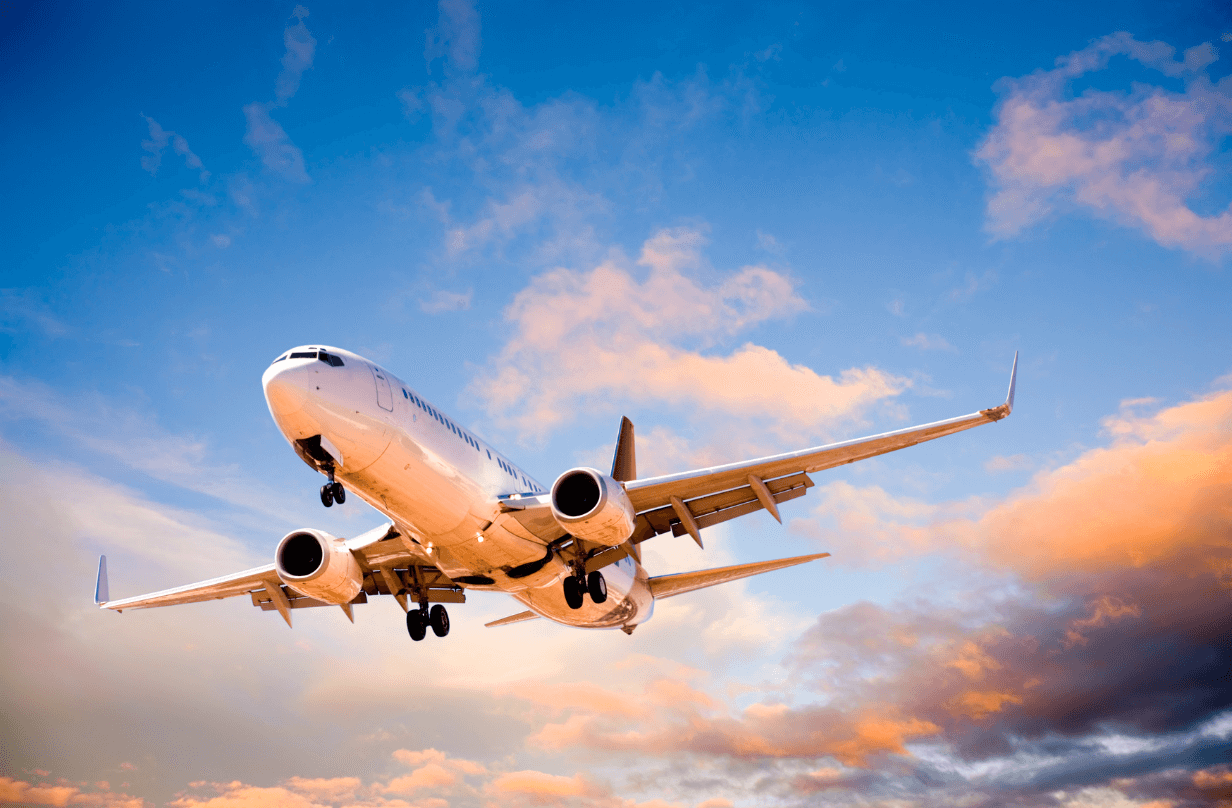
[976,32,1232,258]
[140,115,209,183]
[469,227,907,450]
[243,8,316,183]
[478,383,1232,805]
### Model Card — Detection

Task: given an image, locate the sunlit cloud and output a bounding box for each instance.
[977,32,1232,258]
[470,227,907,449]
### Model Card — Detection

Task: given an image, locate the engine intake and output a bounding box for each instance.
[550,468,636,547]
[275,529,363,604]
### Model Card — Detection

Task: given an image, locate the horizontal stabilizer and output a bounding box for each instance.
[649,552,830,600]
[485,610,540,628]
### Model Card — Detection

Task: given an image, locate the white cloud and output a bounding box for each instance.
[425,0,481,76]
[276,6,317,104]
[242,8,316,183]
[901,333,957,352]
[0,289,70,337]
[420,288,473,313]
[140,115,209,183]
[243,103,310,183]
[976,32,1232,258]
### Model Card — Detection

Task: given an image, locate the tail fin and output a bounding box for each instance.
[611,416,636,482]
[648,552,830,600]
[94,555,109,605]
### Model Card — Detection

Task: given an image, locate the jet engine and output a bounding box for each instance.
[550,467,636,547]
[275,529,364,604]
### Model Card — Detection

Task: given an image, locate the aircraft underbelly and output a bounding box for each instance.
[514,556,655,629]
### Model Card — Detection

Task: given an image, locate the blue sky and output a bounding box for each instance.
[2,2,1232,807]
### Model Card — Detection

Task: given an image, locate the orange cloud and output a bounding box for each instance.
[382,764,458,794]
[469,227,907,448]
[0,777,142,808]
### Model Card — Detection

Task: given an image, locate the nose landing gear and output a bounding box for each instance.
[319,466,346,508]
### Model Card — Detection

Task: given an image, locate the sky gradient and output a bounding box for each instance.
[2,2,1232,807]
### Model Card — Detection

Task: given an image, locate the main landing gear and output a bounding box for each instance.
[319,467,346,508]
[563,570,607,610]
[406,603,449,641]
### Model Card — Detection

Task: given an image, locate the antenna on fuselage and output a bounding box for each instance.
[611,416,636,482]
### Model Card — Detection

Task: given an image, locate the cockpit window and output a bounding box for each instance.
[317,352,345,367]
[290,351,316,359]
[271,353,289,364]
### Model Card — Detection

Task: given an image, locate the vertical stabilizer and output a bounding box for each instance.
[611,416,636,482]
[95,555,109,605]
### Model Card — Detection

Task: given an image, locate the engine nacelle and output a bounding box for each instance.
[550,468,636,548]
[275,529,364,604]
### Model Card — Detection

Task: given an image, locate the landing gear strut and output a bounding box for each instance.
[319,466,345,508]
[406,603,449,641]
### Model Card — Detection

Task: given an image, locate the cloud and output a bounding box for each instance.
[470,227,907,446]
[0,289,70,337]
[485,383,1232,804]
[242,9,316,183]
[976,32,1232,258]
[276,7,316,104]
[424,0,480,76]
[983,453,1031,472]
[140,115,209,183]
[419,288,472,313]
[243,103,310,183]
[0,776,142,808]
[0,375,304,523]
[901,332,956,352]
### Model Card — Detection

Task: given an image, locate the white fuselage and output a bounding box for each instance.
[261,345,654,630]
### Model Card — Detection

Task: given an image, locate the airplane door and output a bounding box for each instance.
[369,363,394,412]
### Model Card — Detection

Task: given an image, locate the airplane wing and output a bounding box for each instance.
[625,353,1018,547]
[97,522,461,627]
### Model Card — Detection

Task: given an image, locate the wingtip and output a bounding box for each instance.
[94,555,109,606]
[1006,351,1018,414]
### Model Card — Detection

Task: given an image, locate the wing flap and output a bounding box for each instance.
[649,552,831,600]
[635,472,814,542]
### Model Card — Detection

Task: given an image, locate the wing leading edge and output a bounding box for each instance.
[625,353,1018,543]
[94,522,452,627]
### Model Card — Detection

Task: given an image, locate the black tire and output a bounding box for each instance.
[429,604,450,637]
[587,570,607,604]
[406,609,426,641]
[331,482,346,504]
[563,575,584,610]
[320,485,334,508]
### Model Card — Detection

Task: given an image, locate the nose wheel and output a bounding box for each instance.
[563,570,607,609]
[319,478,345,508]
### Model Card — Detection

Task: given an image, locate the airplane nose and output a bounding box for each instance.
[262,361,310,415]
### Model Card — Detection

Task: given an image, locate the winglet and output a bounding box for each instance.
[95,555,109,606]
[611,416,636,482]
[1005,350,1018,415]
[980,352,1019,422]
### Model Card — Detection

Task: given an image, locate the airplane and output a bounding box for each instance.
[95,346,1017,640]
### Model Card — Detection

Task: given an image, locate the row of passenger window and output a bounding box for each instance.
[400,387,543,493]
